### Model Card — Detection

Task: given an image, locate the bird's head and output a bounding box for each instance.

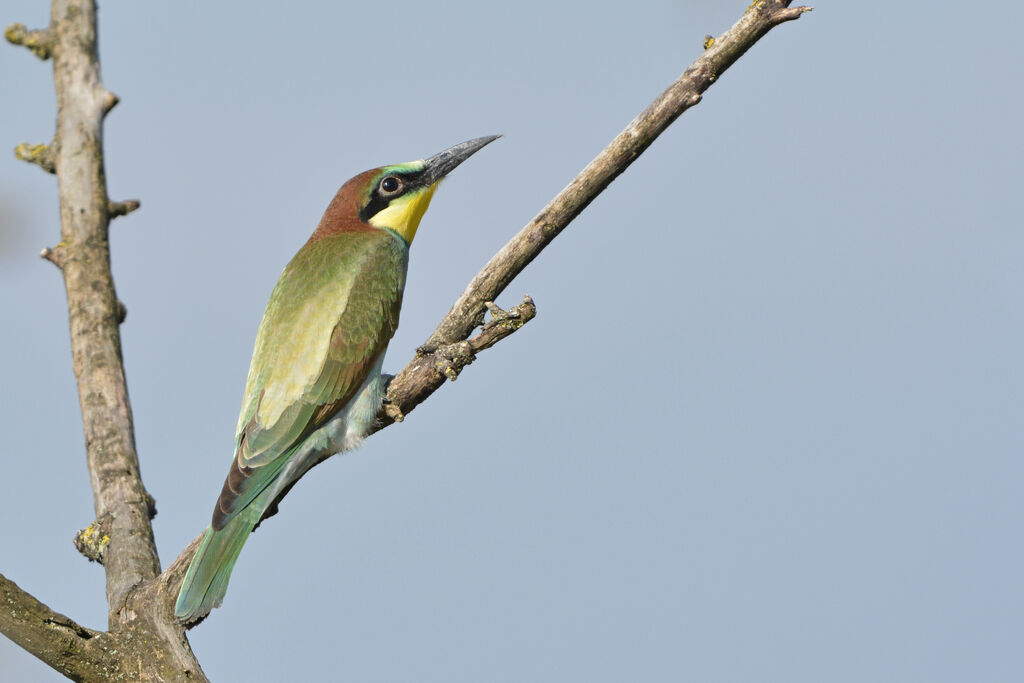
[313,135,500,245]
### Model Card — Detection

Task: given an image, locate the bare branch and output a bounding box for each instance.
[380,296,537,425]
[0,573,109,681]
[7,1,210,678]
[48,0,160,619]
[421,296,537,379]
[768,3,813,23]
[7,1,209,675]
[378,0,812,426]
[2,569,208,680]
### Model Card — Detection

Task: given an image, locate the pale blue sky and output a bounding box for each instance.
[2,1,1022,681]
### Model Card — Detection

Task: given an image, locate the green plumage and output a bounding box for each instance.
[175,230,407,623]
[220,231,406,522]
[237,232,406,462]
[174,135,498,624]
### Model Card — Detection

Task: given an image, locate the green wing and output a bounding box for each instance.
[211,230,407,529]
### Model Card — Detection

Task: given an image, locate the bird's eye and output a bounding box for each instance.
[380,176,401,194]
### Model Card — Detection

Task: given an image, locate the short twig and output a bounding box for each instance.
[101,91,120,116]
[414,295,537,382]
[15,142,56,174]
[40,245,67,269]
[4,23,53,60]
[109,199,141,218]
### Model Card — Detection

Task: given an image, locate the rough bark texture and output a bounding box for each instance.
[1,1,810,679]
[0,573,106,681]
[4,0,206,680]
[48,0,159,622]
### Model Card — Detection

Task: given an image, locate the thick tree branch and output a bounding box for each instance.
[0,574,108,681]
[1,571,203,681]
[5,0,209,679]
[48,0,159,620]
[380,0,811,425]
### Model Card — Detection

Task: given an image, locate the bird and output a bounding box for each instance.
[174,135,500,623]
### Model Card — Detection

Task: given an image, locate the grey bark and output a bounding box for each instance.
[4,0,205,680]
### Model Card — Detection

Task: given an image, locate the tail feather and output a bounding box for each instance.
[175,508,259,623]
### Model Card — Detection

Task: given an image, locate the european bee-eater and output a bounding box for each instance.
[175,136,499,623]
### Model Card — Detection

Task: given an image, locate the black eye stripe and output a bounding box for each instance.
[358,168,429,223]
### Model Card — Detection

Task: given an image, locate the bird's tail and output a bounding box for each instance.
[175,507,259,624]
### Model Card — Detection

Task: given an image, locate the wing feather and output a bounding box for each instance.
[211,230,407,529]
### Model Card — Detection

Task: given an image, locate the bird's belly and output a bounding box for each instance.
[322,353,387,453]
[264,354,387,505]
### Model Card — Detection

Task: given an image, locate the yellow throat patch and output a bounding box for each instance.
[368,182,439,244]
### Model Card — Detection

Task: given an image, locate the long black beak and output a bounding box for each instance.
[422,135,501,185]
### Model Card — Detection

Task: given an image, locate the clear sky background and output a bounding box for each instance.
[2,1,1022,681]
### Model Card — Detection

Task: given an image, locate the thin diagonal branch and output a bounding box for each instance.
[381,0,812,424]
